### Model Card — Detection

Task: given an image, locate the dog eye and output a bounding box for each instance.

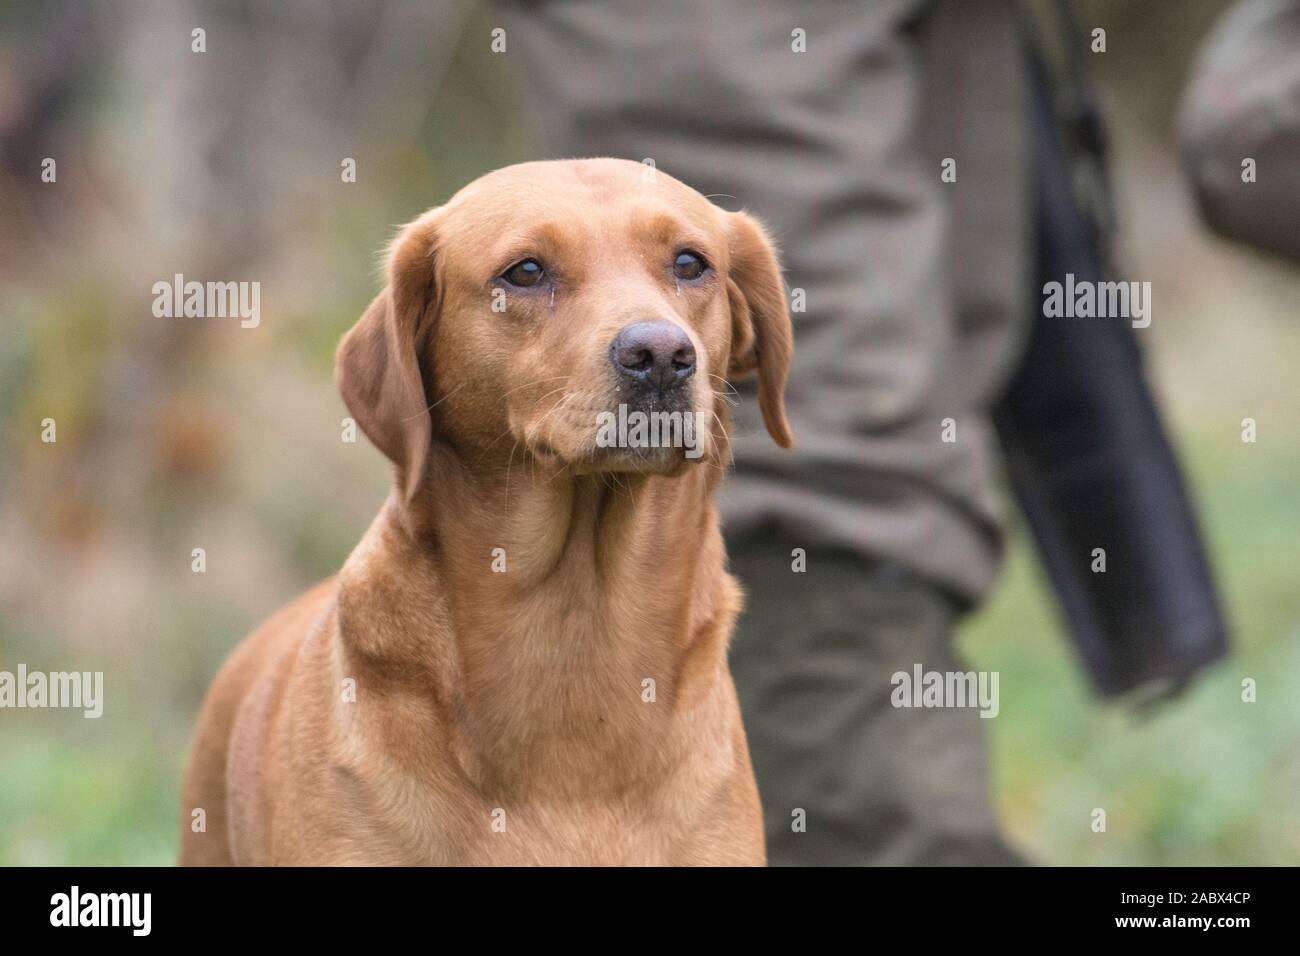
[501,258,545,288]
[672,251,707,280]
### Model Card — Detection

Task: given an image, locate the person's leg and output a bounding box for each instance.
[728,534,1025,865]
[499,0,1029,865]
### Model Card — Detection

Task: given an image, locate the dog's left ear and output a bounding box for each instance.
[335,214,441,502]
[726,211,793,448]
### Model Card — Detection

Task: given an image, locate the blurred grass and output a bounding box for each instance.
[0,717,182,866]
[962,427,1300,865]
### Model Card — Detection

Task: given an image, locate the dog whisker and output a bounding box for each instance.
[498,375,568,400]
[707,374,741,406]
[402,379,470,421]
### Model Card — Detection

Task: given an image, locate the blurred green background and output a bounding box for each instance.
[1,0,1297,865]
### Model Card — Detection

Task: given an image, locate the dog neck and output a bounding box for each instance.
[335,444,741,797]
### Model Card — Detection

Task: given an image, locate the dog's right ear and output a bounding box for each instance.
[335,214,440,503]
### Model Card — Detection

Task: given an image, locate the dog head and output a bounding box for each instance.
[336,158,792,500]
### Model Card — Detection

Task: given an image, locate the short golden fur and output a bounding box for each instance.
[180,158,793,865]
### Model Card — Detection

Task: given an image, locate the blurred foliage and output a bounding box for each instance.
[965,432,1300,864]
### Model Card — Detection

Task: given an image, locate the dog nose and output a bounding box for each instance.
[610,320,696,390]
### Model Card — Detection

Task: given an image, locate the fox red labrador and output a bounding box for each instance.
[180,158,793,866]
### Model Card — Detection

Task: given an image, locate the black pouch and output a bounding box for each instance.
[992,54,1229,699]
